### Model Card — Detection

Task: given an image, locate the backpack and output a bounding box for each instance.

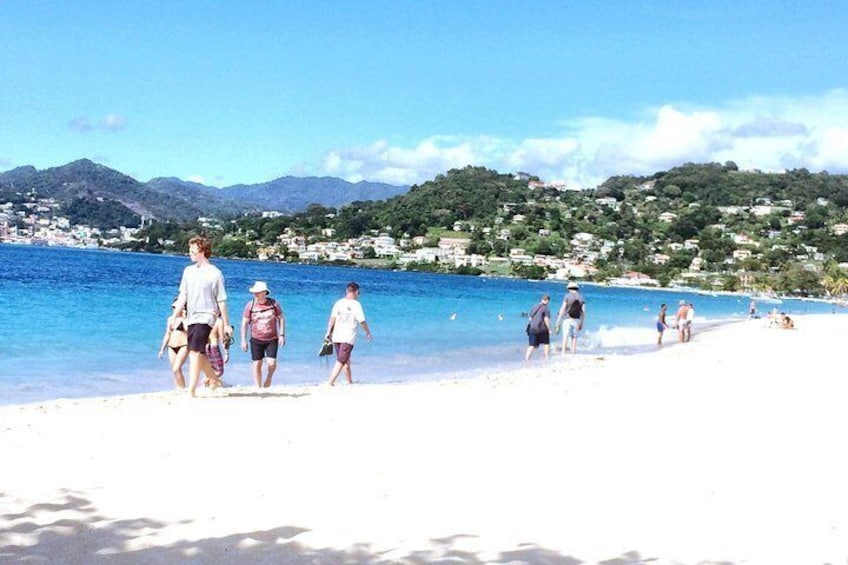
[567,297,583,319]
[249,298,280,335]
[250,297,277,318]
[526,304,545,334]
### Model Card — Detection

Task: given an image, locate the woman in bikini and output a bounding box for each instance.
[158,299,189,389]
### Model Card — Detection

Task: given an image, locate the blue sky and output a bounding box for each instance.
[2,1,847,189]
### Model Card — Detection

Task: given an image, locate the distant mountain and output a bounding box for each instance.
[144,177,256,218]
[0,160,409,227]
[222,176,409,213]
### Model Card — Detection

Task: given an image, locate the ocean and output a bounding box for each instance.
[1,243,842,405]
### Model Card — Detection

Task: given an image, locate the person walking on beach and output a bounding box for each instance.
[685,302,695,341]
[675,300,689,343]
[203,318,230,388]
[172,235,232,397]
[525,294,552,361]
[325,281,372,386]
[240,281,285,388]
[556,281,585,355]
[158,298,189,389]
[656,303,668,346]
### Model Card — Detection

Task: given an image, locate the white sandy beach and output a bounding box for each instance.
[2,314,848,564]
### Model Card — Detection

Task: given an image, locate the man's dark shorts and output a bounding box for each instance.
[250,338,279,361]
[335,342,354,364]
[187,323,213,353]
[528,330,550,347]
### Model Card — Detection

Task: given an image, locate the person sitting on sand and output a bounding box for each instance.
[767,307,781,328]
[781,313,795,329]
[158,298,189,389]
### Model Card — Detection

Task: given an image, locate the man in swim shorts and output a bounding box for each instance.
[525,293,552,361]
[172,235,232,397]
[556,281,585,355]
[325,281,372,386]
[656,303,668,346]
[675,300,690,343]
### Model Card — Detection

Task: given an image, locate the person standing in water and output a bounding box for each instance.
[656,303,668,346]
[556,281,585,355]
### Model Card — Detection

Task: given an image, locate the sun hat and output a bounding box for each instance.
[567,281,579,290]
[248,281,270,294]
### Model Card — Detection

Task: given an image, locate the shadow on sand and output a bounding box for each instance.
[0,491,738,564]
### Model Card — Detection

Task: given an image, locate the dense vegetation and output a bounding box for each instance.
[118,162,848,296]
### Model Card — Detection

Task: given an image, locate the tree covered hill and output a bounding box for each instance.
[223,176,408,214]
[157,162,848,294]
[0,159,410,229]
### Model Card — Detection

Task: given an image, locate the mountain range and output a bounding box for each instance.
[0,159,409,222]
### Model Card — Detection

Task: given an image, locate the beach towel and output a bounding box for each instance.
[206,343,225,376]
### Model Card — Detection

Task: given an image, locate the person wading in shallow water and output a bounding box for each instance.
[556,281,586,355]
[525,293,552,361]
[656,303,669,346]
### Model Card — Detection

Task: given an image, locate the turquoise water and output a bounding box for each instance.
[1,244,842,405]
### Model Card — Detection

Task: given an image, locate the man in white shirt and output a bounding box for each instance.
[325,281,372,386]
[172,236,232,396]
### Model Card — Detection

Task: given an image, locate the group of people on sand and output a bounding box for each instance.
[524,281,586,361]
[157,236,372,396]
[765,306,795,329]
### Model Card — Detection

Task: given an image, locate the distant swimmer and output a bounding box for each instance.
[449,312,457,320]
[498,313,504,321]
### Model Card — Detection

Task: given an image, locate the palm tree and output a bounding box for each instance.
[822,274,848,298]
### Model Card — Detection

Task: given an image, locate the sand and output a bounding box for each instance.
[2,314,847,564]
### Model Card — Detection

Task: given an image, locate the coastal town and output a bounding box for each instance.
[4,169,848,297]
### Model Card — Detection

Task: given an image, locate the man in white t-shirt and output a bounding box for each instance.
[325,281,372,386]
[172,235,232,397]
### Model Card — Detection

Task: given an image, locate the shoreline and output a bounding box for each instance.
[3,313,848,564]
[0,316,744,409]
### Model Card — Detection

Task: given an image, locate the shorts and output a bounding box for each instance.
[187,323,212,353]
[528,331,550,347]
[566,318,581,339]
[250,338,279,361]
[206,344,224,376]
[656,321,665,333]
[335,342,354,364]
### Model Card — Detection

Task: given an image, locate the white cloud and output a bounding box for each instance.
[68,116,95,133]
[68,113,128,133]
[314,89,848,189]
[187,175,206,184]
[100,113,127,131]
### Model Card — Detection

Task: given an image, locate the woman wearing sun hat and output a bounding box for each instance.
[240,281,286,388]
